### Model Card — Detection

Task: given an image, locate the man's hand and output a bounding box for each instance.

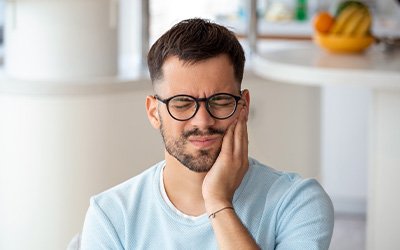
[202,102,249,213]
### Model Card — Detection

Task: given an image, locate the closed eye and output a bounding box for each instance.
[209,98,235,108]
[170,98,195,110]
[171,102,193,109]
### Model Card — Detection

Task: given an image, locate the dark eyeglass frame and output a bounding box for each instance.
[154,92,242,121]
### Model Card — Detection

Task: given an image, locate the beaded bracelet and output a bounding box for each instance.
[208,206,234,219]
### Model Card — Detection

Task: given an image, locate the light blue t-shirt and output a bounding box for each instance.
[81,158,334,250]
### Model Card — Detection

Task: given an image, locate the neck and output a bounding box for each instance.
[162,150,207,216]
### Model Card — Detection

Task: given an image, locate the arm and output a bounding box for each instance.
[202,102,260,249]
[207,206,260,250]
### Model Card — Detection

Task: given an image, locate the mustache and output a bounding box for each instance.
[183,127,225,138]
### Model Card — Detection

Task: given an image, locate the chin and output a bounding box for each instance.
[182,148,220,173]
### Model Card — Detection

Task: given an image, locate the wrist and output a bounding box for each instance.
[208,206,234,219]
[204,199,233,215]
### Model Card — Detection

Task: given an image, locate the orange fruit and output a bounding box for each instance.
[313,12,334,33]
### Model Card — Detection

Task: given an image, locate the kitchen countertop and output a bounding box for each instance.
[253,42,400,89]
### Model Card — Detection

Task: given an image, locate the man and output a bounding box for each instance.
[81,18,334,249]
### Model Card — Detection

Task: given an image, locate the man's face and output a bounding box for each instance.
[151,54,244,173]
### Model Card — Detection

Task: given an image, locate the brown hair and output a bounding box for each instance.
[147,18,245,85]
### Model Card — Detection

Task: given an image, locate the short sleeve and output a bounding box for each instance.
[275,179,334,250]
[80,197,124,250]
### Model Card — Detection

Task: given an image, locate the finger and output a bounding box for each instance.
[220,119,237,156]
[237,99,249,121]
[237,109,249,170]
[237,99,246,109]
[233,107,247,161]
[242,114,249,166]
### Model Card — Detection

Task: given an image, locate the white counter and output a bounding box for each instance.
[253,44,400,88]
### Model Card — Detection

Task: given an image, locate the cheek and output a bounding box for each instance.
[162,118,186,137]
[172,125,186,137]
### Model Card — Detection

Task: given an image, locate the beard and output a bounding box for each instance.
[159,115,225,173]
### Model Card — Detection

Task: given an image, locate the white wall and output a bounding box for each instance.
[245,72,320,178]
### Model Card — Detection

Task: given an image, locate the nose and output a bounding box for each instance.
[190,102,216,128]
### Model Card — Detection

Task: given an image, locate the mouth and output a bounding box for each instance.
[188,136,221,149]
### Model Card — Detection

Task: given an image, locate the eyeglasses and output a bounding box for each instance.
[155,92,242,121]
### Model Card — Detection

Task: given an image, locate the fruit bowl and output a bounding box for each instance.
[314,32,375,53]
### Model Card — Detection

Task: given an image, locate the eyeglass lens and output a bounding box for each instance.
[168,94,238,120]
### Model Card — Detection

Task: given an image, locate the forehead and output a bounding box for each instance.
[155,54,240,97]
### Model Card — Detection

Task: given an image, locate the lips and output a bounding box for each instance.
[188,136,220,148]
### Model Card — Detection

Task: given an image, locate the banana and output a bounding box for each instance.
[330,5,360,34]
[342,9,367,35]
[353,12,372,37]
[335,0,364,16]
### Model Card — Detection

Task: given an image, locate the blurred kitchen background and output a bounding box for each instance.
[0,0,399,249]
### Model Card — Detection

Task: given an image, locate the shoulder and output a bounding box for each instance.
[245,158,305,196]
[81,161,165,249]
[90,161,164,211]
[245,158,333,226]
[247,158,331,205]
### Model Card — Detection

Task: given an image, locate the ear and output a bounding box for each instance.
[146,95,161,129]
[241,89,250,121]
